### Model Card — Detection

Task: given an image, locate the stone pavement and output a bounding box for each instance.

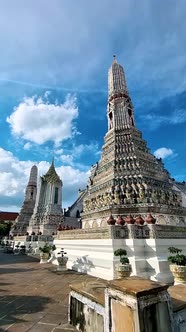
[0,250,97,332]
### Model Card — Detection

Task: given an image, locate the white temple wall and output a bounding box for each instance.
[144,238,186,284]
[47,183,52,204]
[46,183,52,205]
[67,200,82,218]
[58,184,62,206]
[54,237,186,283]
[54,238,115,280]
[46,182,62,206]
[14,239,50,254]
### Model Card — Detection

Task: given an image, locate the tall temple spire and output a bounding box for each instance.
[82,58,185,229]
[11,165,38,235]
[26,165,38,198]
[107,57,135,130]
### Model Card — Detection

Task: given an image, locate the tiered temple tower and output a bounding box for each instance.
[11,165,38,235]
[82,57,185,228]
[28,160,63,235]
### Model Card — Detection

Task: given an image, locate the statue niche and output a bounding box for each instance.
[109,111,113,129]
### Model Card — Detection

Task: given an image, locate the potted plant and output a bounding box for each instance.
[39,243,53,263]
[19,245,26,255]
[14,242,21,255]
[114,248,131,278]
[57,248,68,271]
[168,247,186,284]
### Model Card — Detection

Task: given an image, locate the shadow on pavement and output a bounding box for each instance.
[0,252,39,265]
[0,294,52,331]
[0,267,37,274]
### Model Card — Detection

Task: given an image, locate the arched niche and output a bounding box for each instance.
[92,221,98,228]
[100,219,107,228]
[83,222,88,229]
[168,216,177,226]
[156,215,166,225]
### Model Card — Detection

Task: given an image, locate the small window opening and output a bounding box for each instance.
[54,187,58,204]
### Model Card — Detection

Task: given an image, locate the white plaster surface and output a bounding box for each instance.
[54,238,186,283]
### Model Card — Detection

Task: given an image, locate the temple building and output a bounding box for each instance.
[11,165,37,235]
[54,57,186,283]
[82,56,185,228]
[27,160,63,235]
[13,57,186,283]
[63,188,87,229]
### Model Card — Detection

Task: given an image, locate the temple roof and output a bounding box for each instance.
[43,160,61,183]
[0,212,19,222]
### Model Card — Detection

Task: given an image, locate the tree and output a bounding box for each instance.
[0,222,12,237]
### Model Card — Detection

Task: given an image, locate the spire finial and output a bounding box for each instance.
[113,54,117,63]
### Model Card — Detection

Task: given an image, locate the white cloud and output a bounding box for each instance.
[0,148,34,200]
[55,148,63,155]
[74,143,100,156]
[60,154,74,165]
[169,109,186,124]
[154,147,174,159]
[0,0,186,106]
[23,142,32,150]
[7,93,79,145]
[0,148,89,211]
[54,142,100,167]
[141,109,186,130]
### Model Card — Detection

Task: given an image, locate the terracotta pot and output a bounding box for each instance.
[125,215,135,224]
[170,265,186,284]
[116,216,125,225]
[116,263,132,278]
[135,215,145,225]
[107,215,116,225]
[145,213,156,224]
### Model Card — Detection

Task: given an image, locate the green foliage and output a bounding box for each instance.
[114,249,127,257]
[39,243,53,253]
[0,222,12,236]
[114,248,129,265]
[52,245,56,251]
[120,257,129,265]
[168,247,182,254]
[168,247,186,266]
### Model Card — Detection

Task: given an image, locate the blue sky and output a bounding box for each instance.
[0,0,186,211]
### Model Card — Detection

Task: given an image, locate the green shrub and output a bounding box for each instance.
[114,249,127,257]
[168,247,186,266]
[39,243,53,253]
[120,257,129,265]
[114,248,129,265]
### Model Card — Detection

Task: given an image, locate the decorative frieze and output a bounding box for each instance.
[57,224,186,240]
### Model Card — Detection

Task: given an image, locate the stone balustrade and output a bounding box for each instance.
[69,276,186,332]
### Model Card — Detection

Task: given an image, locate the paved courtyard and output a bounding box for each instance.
[0,250,97,332]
